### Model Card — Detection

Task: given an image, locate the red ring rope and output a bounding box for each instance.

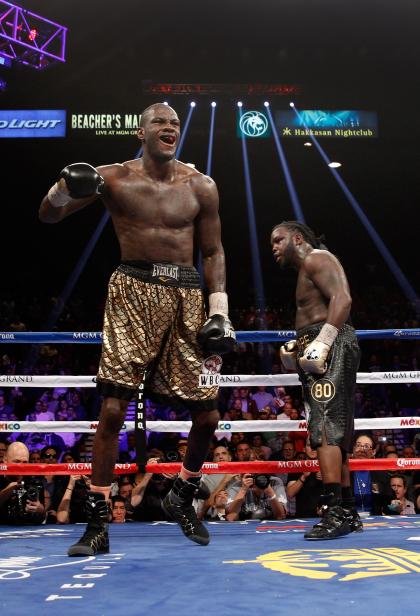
[1,458,419,475]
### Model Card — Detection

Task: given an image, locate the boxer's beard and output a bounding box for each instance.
[278,241,295,269]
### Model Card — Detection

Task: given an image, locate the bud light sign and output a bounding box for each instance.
[0,110,66,138]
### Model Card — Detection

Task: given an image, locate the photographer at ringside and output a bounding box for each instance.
[0,442,45,524]
[225,473,287,521]
[56,474,91,524]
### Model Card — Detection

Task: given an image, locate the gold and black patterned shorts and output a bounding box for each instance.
[96,261,219,409]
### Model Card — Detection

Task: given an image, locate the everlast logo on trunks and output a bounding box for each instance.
[151,264,180,282]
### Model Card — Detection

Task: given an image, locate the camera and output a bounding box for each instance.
[165,450,179,462]
[7,479,42,522]
[253,474,271,490]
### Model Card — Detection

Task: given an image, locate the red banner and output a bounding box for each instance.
[1,458,420,476]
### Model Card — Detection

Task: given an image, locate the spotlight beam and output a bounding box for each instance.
[197,102,217,281]
[238,106,266,313]
[291,104,419,310]
[265,105,305,223]
[206,102,216,176]
[176,101,196,158]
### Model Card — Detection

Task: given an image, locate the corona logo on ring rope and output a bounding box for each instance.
[239,111,269,137]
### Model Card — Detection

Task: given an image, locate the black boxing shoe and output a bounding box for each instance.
[162,476,210,546]
[304,505,351,540]
[68,492,109,556]
[345,507,363,533]
[304,493,351,540]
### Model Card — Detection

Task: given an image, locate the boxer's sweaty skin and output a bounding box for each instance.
[270,226,351,330]
[40,104,226,294]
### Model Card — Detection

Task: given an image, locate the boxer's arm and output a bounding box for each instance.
[304,251,352,329]
[194,174,236,353]
[299,252,352,374]
[39,163,110,224]
[39,183,98,223]
[194,175,226,295]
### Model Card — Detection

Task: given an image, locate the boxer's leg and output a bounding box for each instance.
[68,395,130,556]
[162,408,220,546]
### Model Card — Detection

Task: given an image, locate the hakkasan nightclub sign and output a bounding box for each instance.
[70,113,143,136]
[276,110,378,138]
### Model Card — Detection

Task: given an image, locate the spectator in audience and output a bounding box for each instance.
[34,400,55,422]
[69,391,87,420]
[287,409,307,453]
[196,445,236,519]
[230,432,246,450]
[266,432,285,456]
[57,475,90,524]
[382,474,416,515]
[41,445,66,523]
[237,387,258,417]
[251,434,272,460]
[61,450,77,463]
[0,441,7,463]
[0,442,45,524]
[0,393,14,419]
[251,386,274,411]
[25,400,43,421]
[131,456,175,521]
[202,489,229,521]
[119,480,133,499]
[351,433,380,515]
[226,473,287,521]
[277,401,294,420]
[54,406,79,449]
[176,437,188,462]
[280,440,296,462]
[29,450,42,463]
[272,387,287,414]
[123,432,137,462]
[111,496,128,523]
[222,398,244,421]
[402,446,415,458]
[287,441,323,517]
[235,442,252,462]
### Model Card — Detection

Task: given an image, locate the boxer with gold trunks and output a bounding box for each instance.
[40,103,235,554]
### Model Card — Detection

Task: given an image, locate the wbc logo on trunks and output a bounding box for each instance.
[199,354,223,387]
[202,354,223,375]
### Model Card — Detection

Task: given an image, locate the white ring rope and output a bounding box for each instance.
[1,418,419,433]
[0,370,419,388]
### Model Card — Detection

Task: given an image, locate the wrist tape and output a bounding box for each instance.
[316,323,339,348]
[47,182,72,208]
[208,292,228,317]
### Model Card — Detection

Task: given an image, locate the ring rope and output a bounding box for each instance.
[1,458,420,476]
[1,417,420,433]
[1,328,420,344]
[0,371,419,389]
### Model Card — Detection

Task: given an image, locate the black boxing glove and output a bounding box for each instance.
[60,162,105,198]
[48,162,104,207]
[197,314,236,354]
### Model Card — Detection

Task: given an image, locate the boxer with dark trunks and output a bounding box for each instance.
[40,103,235,554]
[271,221,361,539]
